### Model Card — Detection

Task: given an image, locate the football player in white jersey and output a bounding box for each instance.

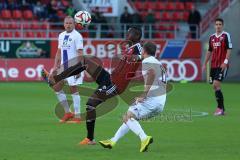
[99,42,167,152]
[43,16,84,123]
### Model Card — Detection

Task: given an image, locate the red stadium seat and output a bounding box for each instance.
[166,32,175,39]
[176,2,185,10]
[156,2,166,10]
[9,21,20,29]
[57,10,66,19]
[161,12,171,21]
[25,31,35,37]
[31,21,40,29]
[140,11,148,19]
[23,10,34,19]
[183,11,190,21]
[62,0,69,7]
[166,2,175,11]
[12,10,22,19]
[157,24,167,31]
[23,22,31,29]
[0,21,3,29]
[50,32,59,38]
[154,33,165,39]
[81,32,89,38]
[1,9,11,19]
[135,2,144,11]
[145,2,157,11]
[3,32,13,37]
[41,21,49,29]
[172,12,183,21]
[0,20,8,29]
[167,23,177,31]
[186,2,194,10]
[36,32,47,38]
[155,12,161,20]
[40,0,49,3]
[14,31,21,37]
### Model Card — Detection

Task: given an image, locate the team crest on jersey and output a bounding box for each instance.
[213,42,221,47]
[69,38,72,42]
[63,39,68,45]
[220,36,224,41]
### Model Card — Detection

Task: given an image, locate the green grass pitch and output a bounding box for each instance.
[0,82,239,160]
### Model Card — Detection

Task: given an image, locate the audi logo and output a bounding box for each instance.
[160,60,198,81]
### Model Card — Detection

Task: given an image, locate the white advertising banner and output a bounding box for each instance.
[82,0,119,17]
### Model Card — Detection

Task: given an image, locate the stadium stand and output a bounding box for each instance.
[0,0,233,39]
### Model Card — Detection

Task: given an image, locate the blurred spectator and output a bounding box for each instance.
[188,5,201,39]
[47,0,59,22]
[90,7,109,38]
[7,0,20,10]
[144,9,155,38]
[0,0,8,10]
[132,11,142,24]
[65,3,75,17]
[120,6,132,37]
[33,1,46,20]
[56,0,66,10]
[21,0,33,10]
[92,7,107,23]
[144,9,155,24]
[120,6,132,24]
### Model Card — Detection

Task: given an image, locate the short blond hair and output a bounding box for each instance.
[64,16,74,23]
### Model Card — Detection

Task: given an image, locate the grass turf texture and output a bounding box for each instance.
[0,82,239,160]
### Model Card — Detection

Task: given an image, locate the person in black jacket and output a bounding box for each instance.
[120,6,132,37]
[188,5,201,39]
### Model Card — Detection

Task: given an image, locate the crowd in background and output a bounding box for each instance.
[0,0,76,21]
[0,0,201,39]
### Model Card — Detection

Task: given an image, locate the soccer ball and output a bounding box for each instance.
[74,11,92,27]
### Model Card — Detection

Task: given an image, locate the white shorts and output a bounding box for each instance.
[128,94,166,120]
[65,72,84,86]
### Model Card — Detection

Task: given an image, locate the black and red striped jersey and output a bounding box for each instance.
[208,31,232,68]
[111,43,142,94]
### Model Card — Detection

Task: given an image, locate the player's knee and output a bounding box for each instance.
[123,111,136,123]
[122,114,128,123]
[86,105,96,120]
[69,86,78,94]
[213,82,221,90]
[86,104,95,111]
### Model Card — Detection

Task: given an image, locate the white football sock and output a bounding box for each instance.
[71,92,81,117]
[126,118,147,141]
[56,90,71,113]
[111,123,129,143]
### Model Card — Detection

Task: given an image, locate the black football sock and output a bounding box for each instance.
[86,120,95,141]
[215,90,224,111]
[86,106,96,141]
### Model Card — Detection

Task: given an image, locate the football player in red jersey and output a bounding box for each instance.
[202,18,232,116]
[42,27,143,144]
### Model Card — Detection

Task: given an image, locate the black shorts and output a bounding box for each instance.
[209,67,228,84]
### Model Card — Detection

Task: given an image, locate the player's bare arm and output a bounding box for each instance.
[53,48,61,70]
[220,49,231,71]
[75,49,83,79]
[202,51,212,71]
[135,68,155,104]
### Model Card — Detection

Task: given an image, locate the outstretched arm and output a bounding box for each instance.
[135,68,155,103]
[202,51,212,71]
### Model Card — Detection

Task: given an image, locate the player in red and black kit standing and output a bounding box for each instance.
[43,27,143,144]
[203,18,232,116]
